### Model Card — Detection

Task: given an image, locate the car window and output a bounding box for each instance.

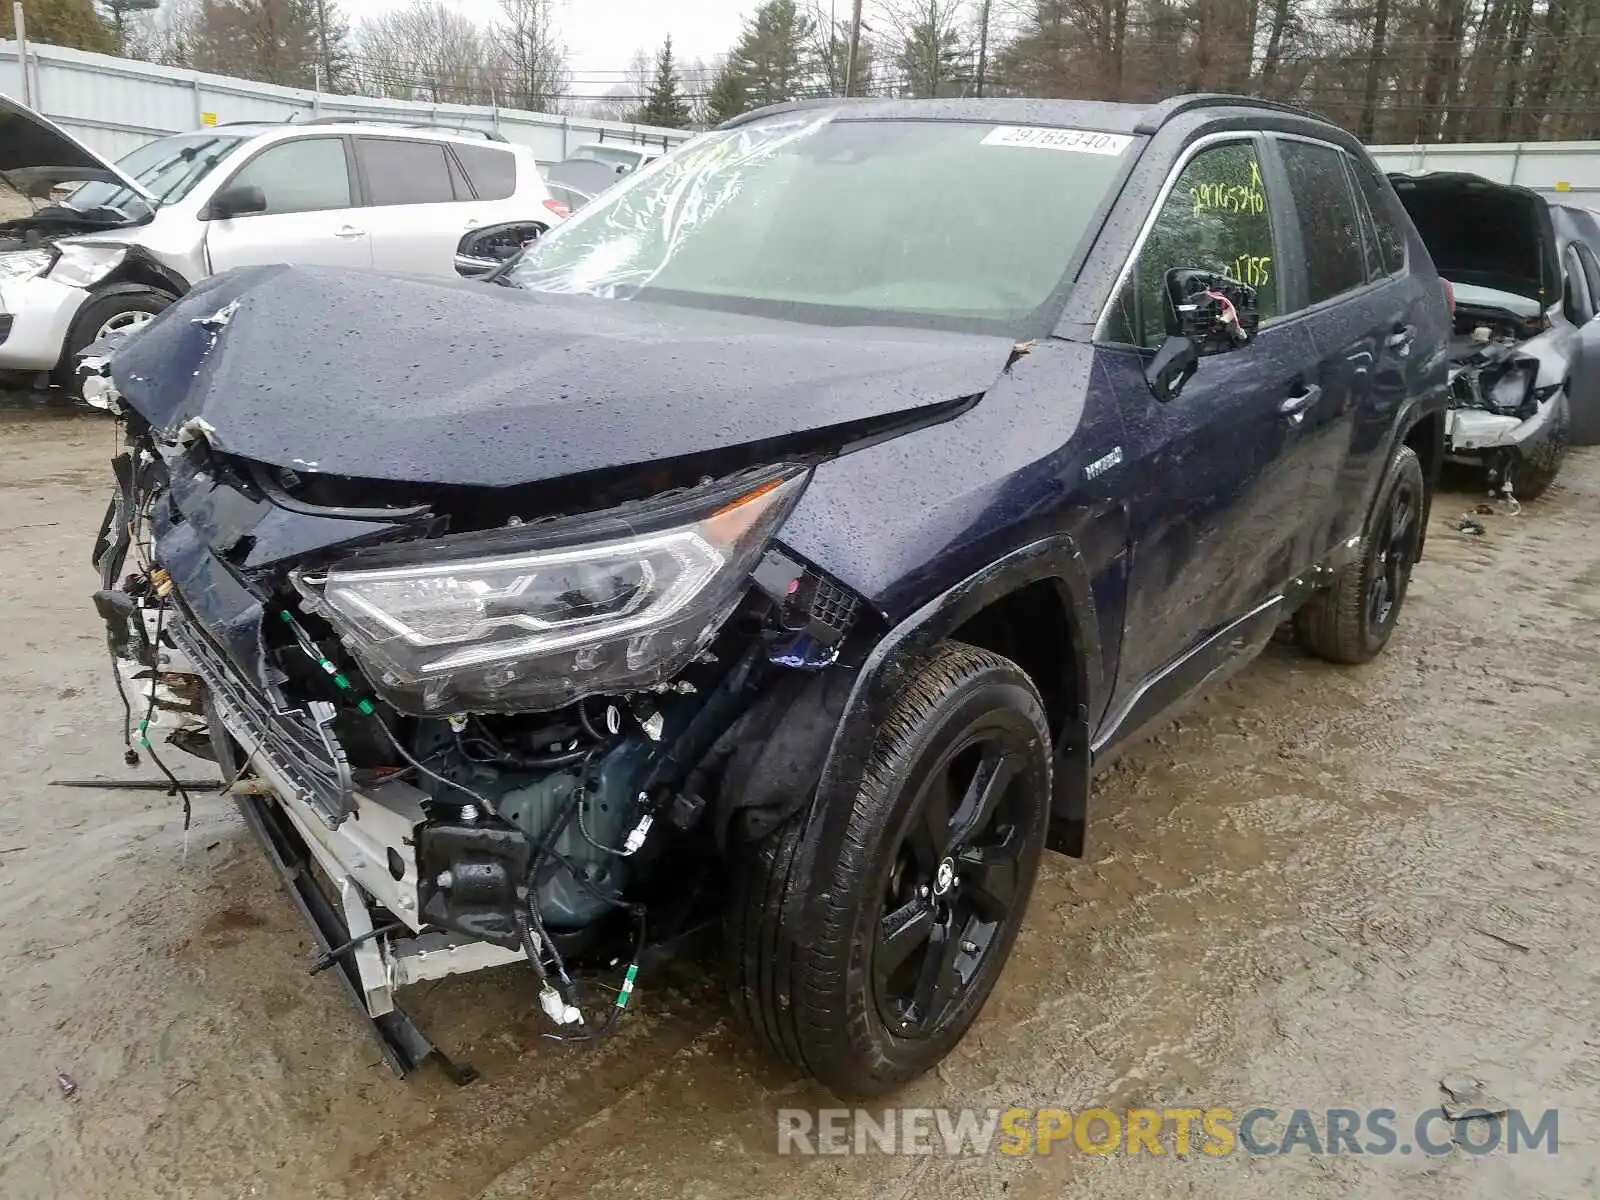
[1106,139,1280,349]
[1575,243,1600,314]
[1349,158,1407,276]
[357,138,455,206]
[454,144,518,201]
[1563,246,1594,323]
[226,138,351,215]
[1344,156,1387,285]
[1279,140,1368,304]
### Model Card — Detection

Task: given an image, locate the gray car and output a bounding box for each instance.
[1390,172,1600,497]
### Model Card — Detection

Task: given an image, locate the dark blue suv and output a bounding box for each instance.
[90,94,1450,1097]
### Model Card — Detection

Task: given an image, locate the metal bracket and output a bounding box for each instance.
[233,792,479,1085]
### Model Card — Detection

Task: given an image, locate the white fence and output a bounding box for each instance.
[0,40,692,165]
[1369,140,1600,203]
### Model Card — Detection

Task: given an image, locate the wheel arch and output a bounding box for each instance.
[779,535,1101,938]
[1400,407,1445,559]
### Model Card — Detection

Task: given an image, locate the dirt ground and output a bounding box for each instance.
[1,390,1596,1200]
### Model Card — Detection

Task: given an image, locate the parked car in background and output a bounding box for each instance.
[1551,201,1600,444]
[1389,172,1600,494]
[0,97,562,398]
[567,138,667,176]
[88,95,1448,1098]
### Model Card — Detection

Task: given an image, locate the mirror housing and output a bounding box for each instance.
[207,184,267,220]
[1164,268,1260,353]
[1146,335,1201,402]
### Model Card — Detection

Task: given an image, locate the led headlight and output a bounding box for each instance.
[310,470,807,715]
[50,244,128,289]
[0,249,54,283]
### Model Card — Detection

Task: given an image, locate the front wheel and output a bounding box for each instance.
[1295,443,1425,665]
[55,287,174,397]
[1507,398,1568,501]
[723,641,1053,1097]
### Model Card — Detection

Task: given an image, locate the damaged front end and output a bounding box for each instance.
[1442,299,1568,496]
[93,382,876,1079]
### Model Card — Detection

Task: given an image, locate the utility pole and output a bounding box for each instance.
[12,1,30,107]
[975,0,992,98]
[843,0,863,97]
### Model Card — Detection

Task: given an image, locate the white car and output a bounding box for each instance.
[566,140,666,176]
[1,97,564,396]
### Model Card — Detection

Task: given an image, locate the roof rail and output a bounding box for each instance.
[1134,93,1326,134]
[295,115,508,141]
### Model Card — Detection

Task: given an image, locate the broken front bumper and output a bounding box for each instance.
[175,601,520,1081]
[1445,384,1566,454]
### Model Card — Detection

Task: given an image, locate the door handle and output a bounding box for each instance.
[1279,384,1322,422]
[1385,324,1415,351]
[335,225,367,239]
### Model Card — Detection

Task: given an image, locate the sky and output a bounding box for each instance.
[339,0,761,96]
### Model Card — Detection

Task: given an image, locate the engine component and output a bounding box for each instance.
[415,819,532,947]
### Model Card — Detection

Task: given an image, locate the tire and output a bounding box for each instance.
[54,287,174,396]
[1295,444,1425,666]
[723,641,1053,1097]
[1507,399,1568,501]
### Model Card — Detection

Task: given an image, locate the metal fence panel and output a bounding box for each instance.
[1,40,693,165]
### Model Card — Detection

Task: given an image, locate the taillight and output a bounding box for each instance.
[543,198,571,219]
[1442,278,1455,314]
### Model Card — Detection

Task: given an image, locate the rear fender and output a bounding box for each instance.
[779,534,1099,937]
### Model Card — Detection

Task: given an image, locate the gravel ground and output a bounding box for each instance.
[1,389,1596,1199]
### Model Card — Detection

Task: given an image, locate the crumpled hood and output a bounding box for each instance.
[112,265,1020,489]
[0,94,146,200]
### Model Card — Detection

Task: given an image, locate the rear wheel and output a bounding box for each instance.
[1296,444,1425,665]
[723,642,1053,1097]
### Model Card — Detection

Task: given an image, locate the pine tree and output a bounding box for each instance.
[711,0,816,121]
[638,35,692,128]
[2,0,116,54]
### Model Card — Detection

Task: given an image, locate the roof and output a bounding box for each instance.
[719,93,1330,136]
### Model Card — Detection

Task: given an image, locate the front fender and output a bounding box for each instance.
[780,534,1099,936]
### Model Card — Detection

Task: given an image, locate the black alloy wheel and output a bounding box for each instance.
[1367,473,1419,635]
[873,732,1030,1038]
[722,641,1053,1097]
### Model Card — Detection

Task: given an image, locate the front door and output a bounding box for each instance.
[1100,135,1318,723]
[204,136,372,273]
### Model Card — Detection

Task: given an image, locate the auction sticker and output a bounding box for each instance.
[981,126,1132,155]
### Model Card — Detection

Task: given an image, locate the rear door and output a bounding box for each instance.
[354,137,494,276]
[204,136,371,272]
[1268,136,1422,563]
[1101,135,1320,708]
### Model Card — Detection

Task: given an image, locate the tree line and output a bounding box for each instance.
[7,0,1600,141]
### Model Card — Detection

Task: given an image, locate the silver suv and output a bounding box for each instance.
[0,97,563,396]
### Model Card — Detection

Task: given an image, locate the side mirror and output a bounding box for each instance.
[455,222,544,278]
[1164,268,1260,353]
[1146,334,1200,402]
[207,184,267,220]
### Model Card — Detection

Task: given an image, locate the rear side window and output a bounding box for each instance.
[1350,158,1407,275]
[1575,243,1600,310]
[1107,139,1280,348]
[1279,140,1368,304]
[1563,246,1595,323]
[454,144,518,201]
[226,138,351,215]
[357,138,455,206]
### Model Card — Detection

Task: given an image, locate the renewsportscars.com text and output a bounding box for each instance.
[776,1106,1560,1157]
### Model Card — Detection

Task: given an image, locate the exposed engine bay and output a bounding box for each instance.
[1442,294,1566,492]
[89,361,871,1076]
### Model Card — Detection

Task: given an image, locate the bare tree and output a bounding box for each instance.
[187,0,321,87]
[355,0,490,104]
[882,0,973,97]
[493,0,568,112]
